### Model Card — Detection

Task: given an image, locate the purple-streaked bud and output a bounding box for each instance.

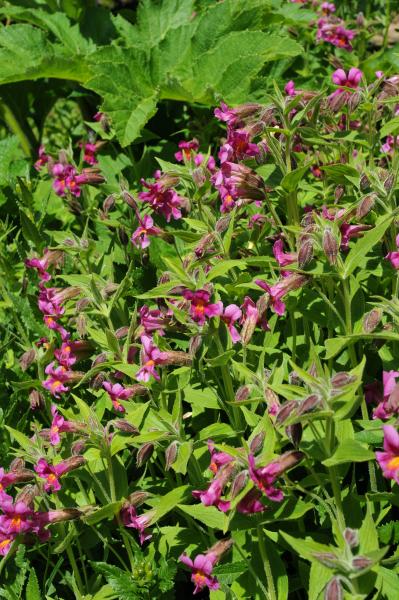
[29,389,44,410]
[192,167,206,188]
[249,431,265,454]
[76,313,87,337]
[256,293,270,318]
[165,441,178,470]
[352,556,373,570]
[118,227,129,246]
[19,349,36,372]
[216,216,231,234]
[189,334,202,356]
[103,194,115,214]
[16,484,39,506]
[91,371,106,390]
[335,185,344,202]
[348,92,361,112]
[384,174,394,191]
[356,12,365,27]
[331,373,356,388]
[92,353,108,368]
[158,272,171,285]
[71,439,86,455]
[76,297,91,311]
[63,238,77,247]
[44,508,83,523]
[275,450,303,474]
[356,194,375,219]
[136,443,154,467]
[344,528,359,549]
[230,470,248,498]
[115,326,129,339]
[314,552,339,569]
[161,351,192,366]
[235,386,251,403]
[207,538,234,562]
[324,577,343,600]
[360,173,370,190]
[126,491,151,506]
[10,458,25,471]
[298,236,314,268]
[265,387,280,413]
[286,423,302,446]
[323,228,339,265]
[128,384,148,397]
[363,308,382,333]
[297,394,320,416]
[276,400,298,425]
[60,456,86,473]
[113,420,139,435]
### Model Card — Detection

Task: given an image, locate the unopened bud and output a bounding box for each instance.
[207,538,234,562]
[335,185,344,202]
[297,394,320,416]
[331,372,356,388]
[230,470,248,498]
[192,167,206,188]
[323,228,338,265]
[29,389,44,410]
[384,174,394,191]
[216,216,231,234]
[276,400,298,425]
[314,552,339,569]
[45,508,82,523]
[161,351,192,366]
[356,12,365,27]
[360,173,370,190]
[363,308,382,333]
[20,349,36,371]
[10,458,25,471]
[344,528,359,548]
[60,456,85,473]
[76,297,91,311]
[76,313,87,337]
[136,442,154,467]
[118,227,129,245]
[165,441,178,470]
[91,371,106,390]
[71,439,86,455]
[324,577,343,600]
[298,237,314,267]
[249,431,265,454]
[235,386,251,403]
[352,556,373,570]
[356,194,375,219]
[92,353,108,368]
[103,194,115,214]
[113,420,139,435]
[286,423,302,446]
[115,326,129,339]
[189,334,202,356]
[126,491,151,506]
[16,484,39,506]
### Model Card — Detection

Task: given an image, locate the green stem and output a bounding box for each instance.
[326,419,346,534]
[257,526,276,600]
[383,0,391,50]
[0,99,33,157]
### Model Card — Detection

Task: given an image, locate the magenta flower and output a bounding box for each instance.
[136,335,167,382]
[340,223,369,251]
[131,215,162,249]
[192,463,234,512]
[121,506,153,545]
[386,235,399,269]
[34,459,64,492]
[182,289,223,326]
[42,362,70,397]
[236,488,265,514]
[214,102,238,126]
[25,249,63,282]
[373,371,399,420]
[0,500,34,535]
[317,19,356,51]
[376,425,399,483]
[218,129,259,164]
[221,304,242,343]
[207,440,233,475]
[49,405,75,445]
[138,175,183,222]
[0,468,30,502]
[0,534,13,556]
[175,139,199,162]
[212,162,264,206]
[179,552,219,594]
[54,342,77,368]
[273,239,297,267]
[82,142,98,166]
[139,305,169,336]
[248,454,284,502]
[320,2,335,15]
[255,274,307,316]
[380,135,399,154]
[34,145,49,171]
[330,68,363,97]
[285,80,296,97]
[103,382,134,412]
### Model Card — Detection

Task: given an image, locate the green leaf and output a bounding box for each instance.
[380,116,399,137]
[172,441,193,475]
[206,350,235,367]
[91,563,137,599]
[320,163,360,186]
[148,486,190,523]
[280,532,334,562]
[342,217,392,278]
[178,503,223,529]
[25,569,41,600]
[281,164,309,192]
[5,426,35,452]
[322,439,375,467]
[83,501,123,526]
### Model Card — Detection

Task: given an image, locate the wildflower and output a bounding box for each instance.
[131,214,162,249]
[285,80,296,97]
[212,162,265,208]
[221,304,242,343]
[54,342,77,368]
[42,362,70,397]
[207,440,233,475]
[34,145,49,171]
[81,142,98,166]
[103,382,134,412]
[317,19,356,51]
[218,129,259,163]
[373,371,399,420]
[175,139,199,162]
[139,305,170,336]
[0,468,33,502]
[192,462,235,512]
[49,404,77,445]
[121,507,153,545]
[273,239,297,267]
[34,457,84,493]
[0,534,13,556]
[179,552,219,594]
[25,250,63,282]
[248,451,303,502]
[214,102,261,128]
[138,173,184,222]
[376,425,399,483]
[0,500,34,535]
[386,234,399,269]
[236,488,265,514]
[182,289,223,326]
[381,135,399,154]
[330,68,363,97]
[136,335,167,382]
[340,223,369,251]
[320,2,335,15]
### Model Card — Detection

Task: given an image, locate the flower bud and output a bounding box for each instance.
[331,372,356,388]
[276,400,298,425]
[76,313,87,337]
[344,527,359,549]
[76,297,91,311]
[216,216,231,234]
[356,194,375,219]
[230,470,248,498]
[16,484,39,506]
[71,439,86,455]
[45,508,83,523]
[161,351,192,366]
[335,185,344,202]
[118,227,129,246]
[189,334,202,356]
[60,456,86,474]
[384,174,394,191]
[19,349,36,372]
[352,556,373,570]
[103,194,115,214]
[298,237,314,268]
[314,552,339,569]
[363,308,382,333]
[126,491,151,506]
[136,442,154,467]
[207,538,234,563]
[235,386,251,403]
[91,371,106,390]
[249,431,265,454]
[29,389,44,410]
[297,394,320,416]
[113,420,140,435]
[92,353,108,368]
[356,12,365,27]
[323,228,338,265]
[324,577,343,600]
[360,173,370,190]
[10,458,25,471]
[165,441,179,470]
[285,423,302,446]
[192,167,206,188]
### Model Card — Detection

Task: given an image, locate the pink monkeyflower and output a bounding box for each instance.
[212,162,264,205]
[273,239,297,267]
[131,214,162,249]
[34,459,64,492]
[317,19,356,51]
[34,145,49,171]
[139,305,169,336]
[221,304,242,343]
[103,382,134,412]
[25,249,63,282]
[285,80,296,97]
[138,175,183,222]
[214,102,238,126]
[376,425,399,483]
[330,68,363,99]
[248,213,267,228]
[121,506,153,545]
[241,296,268,331]
[220,189,237,213]
[54,342,77,368]
[249,451,302,502]
[182,289,223,326]
[42,362,70,397]
[0,468,33,502]
[373,371,399,420]
[0,534,13,556]
[179,552,219,594]
[386,234,399,269]
[218,129,259,164]
[93,112,104,122]
[320,2,335,15]
[136,335,167,382]
[340,223,369,251]
[236,488,265,514]
[192,463,234,512]
[82,142,98,166]
[381,135,399,155]
[0,500,34,535]
[255,274,307,316]
[207,440,233,475]
[49,404,75,445]
[175,139,199,162]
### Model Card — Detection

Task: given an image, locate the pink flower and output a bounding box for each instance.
[34,145,49,171]
[138,175,183,222]
[139,305,169,336]
[241,296,268,331]
[49,404,75,445]
[121,506,153,545]
[285,80,296,97]
[381,135,399,155]
[376,425,399,483]
[207,440,233,475]
[131,215,162,249]
[193,462,234,512]
[330,68,363,98]
[25,249,63,282]
[320,2,335,15]
[221,304,242,343]
[136,336,167,382]
[34,459,64,492]
[373,371,399,420]
[175,139,199,162]
[255,274,307,316]
[236,488,265,514]
[179,552,219,594]
[386,234,399,269]
[54,342,77,368]
[103,382,134,412]
[0,500,34,535]
[248,454,284,502]
[0,534,13,556]
[214,102,238,126]
[42,362,70,397]
[218,129,259,164]
[273,239,297,267]
[340,223,369,251]
[182,289,223,326]
[82,142,98,166]
[317,19,356,51]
